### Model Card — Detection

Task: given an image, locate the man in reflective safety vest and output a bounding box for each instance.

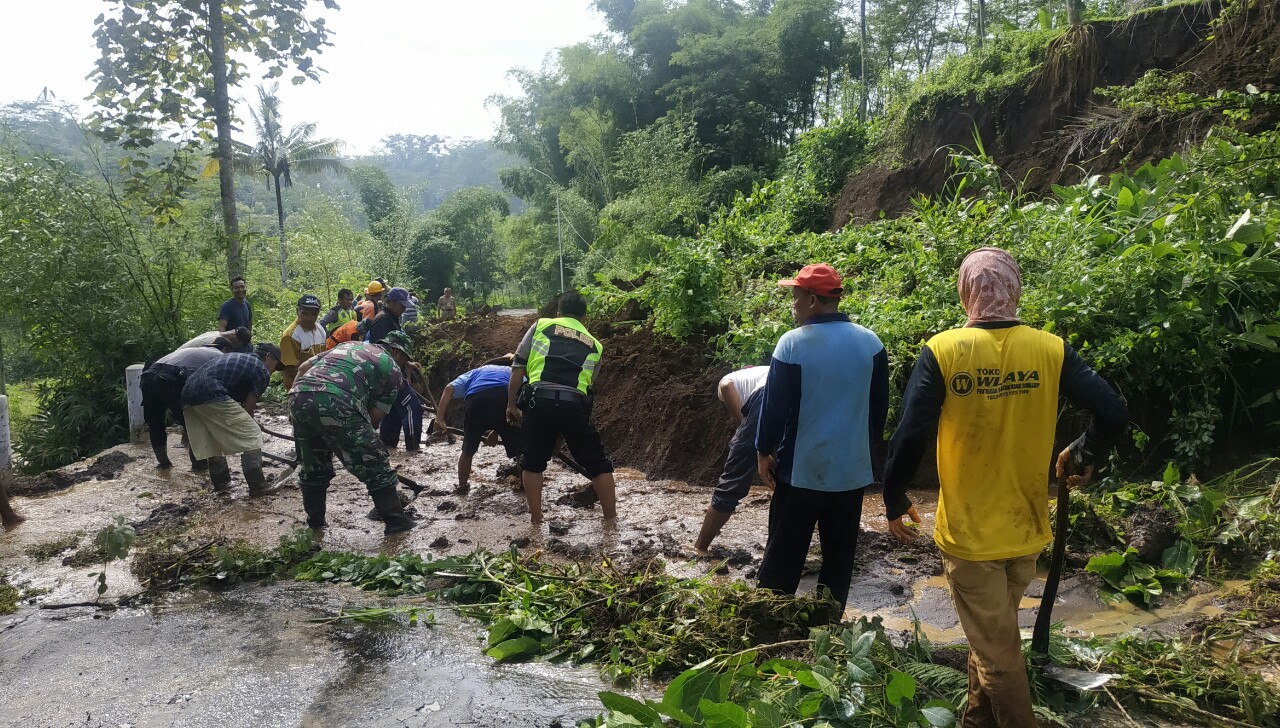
[506,291,617,525]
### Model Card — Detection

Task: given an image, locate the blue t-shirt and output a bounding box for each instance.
[755,314,889,492]
[449,365,512,398]
[218,298,252,331]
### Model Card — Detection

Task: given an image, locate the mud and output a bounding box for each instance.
[7,450,135,497]
[0,396,1257,723]
[1126,502,1180,563]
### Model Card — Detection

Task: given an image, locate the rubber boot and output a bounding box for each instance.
[242,450,277,497]
[208,457,232,493]
[190,448,207,472]
[301,486,328,530]
[152,442,173,469]
[370,487,415,535]
[694,507,733,553]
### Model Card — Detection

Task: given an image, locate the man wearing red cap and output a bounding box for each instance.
[755,263,889,615]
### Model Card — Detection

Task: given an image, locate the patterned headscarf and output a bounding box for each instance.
[957,247,1022,326]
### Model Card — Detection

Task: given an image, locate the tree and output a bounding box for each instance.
[428,188,511,300]
[235,83,346,285]
[89,0,338,281]
[347,164,417,285]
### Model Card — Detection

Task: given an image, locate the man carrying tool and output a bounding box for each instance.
[883,248,1128,728]
[288,330,419,535]
[142,341,226,469]
[279,294,327,390]
[366,287,425,452]
[181,343,283,495]
[435,356,520,494]
[506,291,617,525]
[318,288,358,333]
[357,280,384,321]
[692,361,769,553]
[755,263,889,615]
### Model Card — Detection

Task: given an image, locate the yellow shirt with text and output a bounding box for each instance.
[929,325,1064,561]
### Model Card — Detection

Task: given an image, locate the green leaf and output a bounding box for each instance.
[487,617,518,646]
[599,691,664,726]
[847,657,876,683]
[698,700,749,728]
[886,669,917,707]
[748,700,787,728]
[922,705,958,727]
[1116,187,1135,211]
[484,635,542,662]
[1161,540,1198,574]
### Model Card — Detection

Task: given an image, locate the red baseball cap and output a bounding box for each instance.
[778,263,843,297]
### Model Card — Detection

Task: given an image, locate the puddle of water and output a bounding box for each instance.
[0,581,611,727]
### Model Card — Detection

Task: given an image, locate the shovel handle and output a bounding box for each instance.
[1032,477,1071,655]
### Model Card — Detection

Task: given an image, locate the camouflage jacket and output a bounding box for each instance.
[291,342,403,416]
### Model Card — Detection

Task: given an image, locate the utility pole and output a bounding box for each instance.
[555,194,564,294]
[530,166,566,294]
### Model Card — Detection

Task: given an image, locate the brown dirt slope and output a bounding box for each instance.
[832,0,1280,226]
[413,315,734,486]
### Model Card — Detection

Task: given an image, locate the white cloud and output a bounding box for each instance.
[0,0,606,154]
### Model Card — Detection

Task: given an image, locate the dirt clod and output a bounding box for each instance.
[1127,503,1179,563]
[429,536,450,549]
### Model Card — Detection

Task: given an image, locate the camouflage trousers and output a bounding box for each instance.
[288,391,398,495]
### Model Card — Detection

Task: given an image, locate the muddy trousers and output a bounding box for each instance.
[140,368,195,467]
[290,392,399,500]
[756,482,865,612]
[709,388,765,514]
[379,382,423,451]
[941,552,1039,728]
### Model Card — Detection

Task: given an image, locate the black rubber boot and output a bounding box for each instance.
[301,486,328,530]
[370,487,415,535]
[152,442,173,469]
[190,448,208,472]
[208,457,232,493]
[242,451,276,497]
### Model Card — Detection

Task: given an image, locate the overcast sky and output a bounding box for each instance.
[0,0,606,154]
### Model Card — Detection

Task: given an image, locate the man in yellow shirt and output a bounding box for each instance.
[883,248,1128,728]
[280,295,327,390]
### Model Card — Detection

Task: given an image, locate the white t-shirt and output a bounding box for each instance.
[720,366,768,403]
[290,324,327,353]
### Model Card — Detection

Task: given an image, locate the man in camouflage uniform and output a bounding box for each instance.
[288,330,418,535]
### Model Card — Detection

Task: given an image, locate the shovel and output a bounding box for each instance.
[259,427,425,496]
[1031,476,1116,691]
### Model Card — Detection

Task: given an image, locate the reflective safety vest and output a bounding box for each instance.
[525,316,603,395]
[326,307,359,333]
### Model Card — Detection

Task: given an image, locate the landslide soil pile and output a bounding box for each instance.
[414,315,733,485]
[833,1,1280,225]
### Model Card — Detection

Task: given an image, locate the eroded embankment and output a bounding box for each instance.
[832,1,1280,225]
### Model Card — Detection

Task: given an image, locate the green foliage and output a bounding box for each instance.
[640,239,728,340]
[88,517,136,598]
[1084,544,1195,606]
[608,128,1280,467]
[1099,71,1280,123]
[585,621,961,728]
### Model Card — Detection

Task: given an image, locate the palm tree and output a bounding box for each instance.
[236,83,347,285]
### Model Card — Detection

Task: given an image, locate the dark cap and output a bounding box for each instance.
[254,342,284,371]
[386,287,410,304]
[379,330,414,359]
[297,294,322,310]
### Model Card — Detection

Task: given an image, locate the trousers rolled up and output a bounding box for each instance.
[710,388,765,514]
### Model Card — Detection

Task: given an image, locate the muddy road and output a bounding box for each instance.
[0,409,1244,726]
